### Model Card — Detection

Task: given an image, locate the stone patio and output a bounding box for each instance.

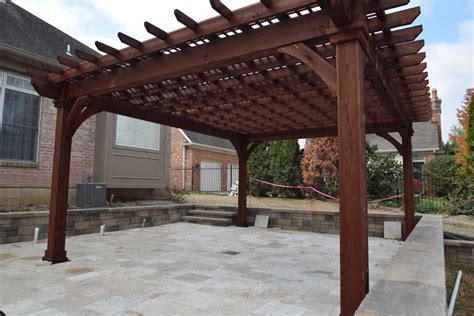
[0,223,401,315]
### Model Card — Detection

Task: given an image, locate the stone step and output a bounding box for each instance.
[181,216,232,226]
[188,209,237,217]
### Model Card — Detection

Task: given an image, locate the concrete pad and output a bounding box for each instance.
[384,221,402,239]
[0,223,401,315]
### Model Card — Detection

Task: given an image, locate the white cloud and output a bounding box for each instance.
[14,0,101,47]
[425,19,474,141]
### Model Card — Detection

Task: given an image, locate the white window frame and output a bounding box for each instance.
[0,69,41,163]
[114,115,161,152]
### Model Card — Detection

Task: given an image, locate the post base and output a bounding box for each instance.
[42,249,69,264]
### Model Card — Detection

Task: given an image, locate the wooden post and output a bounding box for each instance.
[43,104,73,264]
[236,140,249,227]
[336,39,369,316]
[401,127,415,238]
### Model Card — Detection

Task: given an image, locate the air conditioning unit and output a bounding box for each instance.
[76,183,107,207]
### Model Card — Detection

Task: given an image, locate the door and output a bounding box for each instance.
[200,160,221,192]
[227,164,239,191]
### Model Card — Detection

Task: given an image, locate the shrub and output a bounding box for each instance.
[248,142,270,197]
[366,145,403,199]
[170,187,186,203]
[422,155,458,197]
[415,198,447,214]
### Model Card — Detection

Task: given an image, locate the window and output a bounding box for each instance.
[0,71,40,162]
[115,115,160,151]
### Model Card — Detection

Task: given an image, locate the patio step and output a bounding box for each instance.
[181,215,232,226]
[187,209,237,218]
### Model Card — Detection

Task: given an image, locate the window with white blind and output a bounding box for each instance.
[0,71,40,162]
[115,115,160,151]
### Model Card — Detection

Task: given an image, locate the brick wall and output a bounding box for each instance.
[189,147,238,192]
[0,97,96,205]
[170,128,238,191]
[170,128,186,189]
[445,239,474,265]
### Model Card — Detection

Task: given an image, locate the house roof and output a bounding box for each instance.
[180,129,235,151]
[366,121,440,153]
[0,0,98,63]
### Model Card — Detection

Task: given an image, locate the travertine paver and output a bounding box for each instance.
[0,223,401,315]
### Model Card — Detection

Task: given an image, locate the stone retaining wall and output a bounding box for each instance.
[199,205,417,238]
[356,215,447,315]
[0,204,418,245]
[445,239,474,265]
[0,204,194,244]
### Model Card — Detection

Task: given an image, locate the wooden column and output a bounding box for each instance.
[43,104,73,264]
[236,140,249,227]
[231,139,263,227]
[401,127,415,238]
[336,39,369,316]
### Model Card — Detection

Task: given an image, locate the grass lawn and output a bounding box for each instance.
[184,193,401,214]
[446,257,474,315]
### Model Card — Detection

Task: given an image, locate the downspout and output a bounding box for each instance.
[182,145,186,189]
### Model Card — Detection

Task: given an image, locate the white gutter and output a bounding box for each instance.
[183,142,236,154]
[0,43,64,68]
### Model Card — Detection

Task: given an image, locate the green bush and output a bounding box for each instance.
[170,187,187,203]
[366,144,403,199]
[248,142,270,197]
[267,140,303,198]
[422,155,458,197]
[415,198,448,214]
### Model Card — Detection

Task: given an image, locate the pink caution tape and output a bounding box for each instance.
[250,178,404,204]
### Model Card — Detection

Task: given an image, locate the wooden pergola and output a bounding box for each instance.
[30,0,430,314]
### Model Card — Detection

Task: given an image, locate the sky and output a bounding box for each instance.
[15,0,474,142]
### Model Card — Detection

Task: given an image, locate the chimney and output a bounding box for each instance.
[431,88,443,149]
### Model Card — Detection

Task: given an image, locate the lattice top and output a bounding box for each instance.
[30,0,431,142]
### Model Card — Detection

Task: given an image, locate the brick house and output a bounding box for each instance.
[0,0,170,205]
[170,128,238,192]
[366,88,443,176]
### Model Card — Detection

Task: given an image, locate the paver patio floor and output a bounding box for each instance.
[0,223,401,315]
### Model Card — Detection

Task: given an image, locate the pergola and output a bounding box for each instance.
[30,0,430,314]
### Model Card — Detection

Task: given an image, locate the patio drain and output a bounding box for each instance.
[222,251,240,255]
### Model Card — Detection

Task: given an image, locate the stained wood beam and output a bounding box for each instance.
[367,6,420,33]
[384,52,426,70]
[366,0,409,12]
[41,63,63,75]
[210,0,233,21]
[260,0,272,8]
[95,41,120,57]
[75,49,99,64]
[48,0,321,83]
[57,56,81,69]
[400,127,415,238]
[278,43,337,96]
[246,122,402,141]
[45,2,422,86]
[319,0,353,26]
[376,132,403,154]
[373,25,422,47]
[62,11,333,99]
[144,22,169,41]
[118,32,143,50]
[336,39,368,316]
[88,97,241,141]
[387,62,427,78]
[378,40,424,59]
[29,72,62,99]
[174,9,199,31]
